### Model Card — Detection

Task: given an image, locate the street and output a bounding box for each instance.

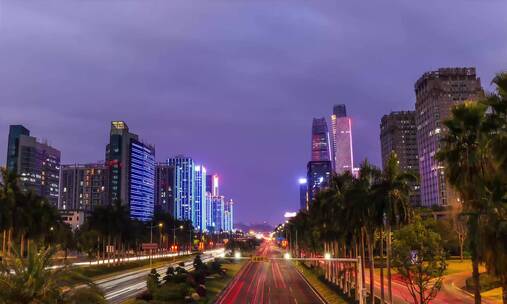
[94,249,224,303]
[216,241,325,304]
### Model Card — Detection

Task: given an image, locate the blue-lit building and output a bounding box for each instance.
[167,156,195,223]
[194,165,207,232]
[106,121,155,221]
[224,199,234,232]
[129,140,155,221]
[210,195,225,232]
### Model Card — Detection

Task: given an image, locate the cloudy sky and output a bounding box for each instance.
[1,1,506,225]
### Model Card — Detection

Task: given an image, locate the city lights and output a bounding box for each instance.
[234,251,241,259]
[324,253,331,260]
[284,252,291,260]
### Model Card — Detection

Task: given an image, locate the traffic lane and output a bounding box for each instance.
[218,242,324,304]
[99,251,222,303]
[222,258,324,302]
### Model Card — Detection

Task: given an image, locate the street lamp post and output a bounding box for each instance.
[148,222,163,269]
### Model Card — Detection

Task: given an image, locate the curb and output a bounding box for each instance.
[293,262,328,304]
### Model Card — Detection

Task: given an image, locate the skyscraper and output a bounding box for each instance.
[167,155,195,223]
[194,165,207,231]
[330,104,354,174]
[6,125,61,207]
[210,195,225,232]
[380,111,420,205]
[105,121,155,221]
[60,163,108,211]
[415,67,483,207]
[298,178,308,211]
[155,163,177,215]
[224,199,234,232]
[6,125,30,172]
[311,118,331,161]
[306,160,332,205]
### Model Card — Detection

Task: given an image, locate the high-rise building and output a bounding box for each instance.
[60,163,108,211]
[105,121,155,221]
[311,118,331,162]
[298,178,308,211]
[306,160,332,205]
[167,155,195,223]
[6,125,30,172]
[415,67,483,207]
[224,199,234,232]
[380,111,420,205]
[210,195,225,232]
[330,104,354,174]
[194,165,207,231]
[155,163,177,215]
[6,125,61,207]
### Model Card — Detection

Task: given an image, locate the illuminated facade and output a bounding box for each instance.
[60,163,108,211]
[224,199,234,232]
[129,140,155,221]
[330,105,354,174]
[210,195,225,232]
[105,121,155,221]
[194,165,207,231]
[415,68,482,207]
[167,156,195,222]
[311,118,331,162]
[6,125,61,207]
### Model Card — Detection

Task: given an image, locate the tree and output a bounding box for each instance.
[436,100,490,304]
[0,245,105,304]
[147,268,161,294]
[374,152,415,303]
[393,216,446,304]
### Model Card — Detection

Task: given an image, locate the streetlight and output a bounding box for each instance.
[158,223,163,250]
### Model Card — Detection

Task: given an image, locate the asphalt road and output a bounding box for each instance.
[216,242,325,304]
[94,249,224,303]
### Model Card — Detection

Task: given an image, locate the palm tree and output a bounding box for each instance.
[480,73,507,304]
[0,245,105,304]
[349,160,381,304]
[436,101,490,304]
[374,152,414,303]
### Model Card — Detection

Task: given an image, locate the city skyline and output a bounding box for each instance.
[1,1,506,225]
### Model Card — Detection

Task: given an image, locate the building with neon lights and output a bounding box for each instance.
[330,105,354,174]
[210,195,225,232]
[167,155,195,223]
[224,199,234,232]
[6,125,61,207]
[311,118,331,162]
[128,139,155,221]
[194,165,207,231]
[105,121,155,221]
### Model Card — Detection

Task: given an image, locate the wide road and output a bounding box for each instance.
[216,241,325,304]
[94,249,224,303]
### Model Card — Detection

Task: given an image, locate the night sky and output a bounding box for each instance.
[1,1,506,226]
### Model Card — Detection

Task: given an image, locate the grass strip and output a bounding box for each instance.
[294,261,350,304]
